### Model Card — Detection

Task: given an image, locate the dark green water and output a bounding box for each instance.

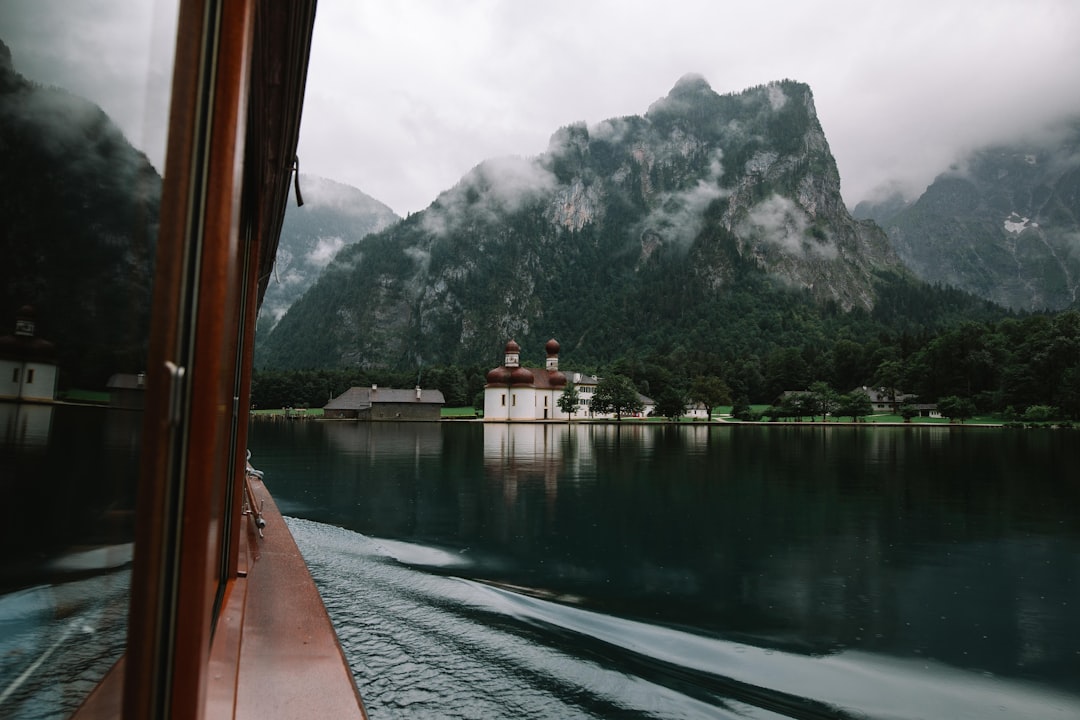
[1,404,137,718]
[249,420,1080,719]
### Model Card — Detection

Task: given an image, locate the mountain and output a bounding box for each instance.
[855,122,1080,311]
[258,175,399,329]
[257,76,912,371]
[851,187,912,228]
[0,38,160,388]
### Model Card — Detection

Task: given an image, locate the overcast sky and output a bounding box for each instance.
[4,1,1080,217]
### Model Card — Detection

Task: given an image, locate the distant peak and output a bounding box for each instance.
[0,38,12,73]
[647,73,720,119]
[669,73,714,98]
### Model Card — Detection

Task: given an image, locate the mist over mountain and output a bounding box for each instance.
[259,174,398,330]
[856,120,1080,311]
[0,38,159,388]
[257,76,927,371]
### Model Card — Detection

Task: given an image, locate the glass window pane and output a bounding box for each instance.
[0,2,177,716]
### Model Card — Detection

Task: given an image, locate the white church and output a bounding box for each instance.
[483,339,649,421]
[483,339,569,421]
[0,306,58,402]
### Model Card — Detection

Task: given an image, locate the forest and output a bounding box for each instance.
[252,308,1080,421]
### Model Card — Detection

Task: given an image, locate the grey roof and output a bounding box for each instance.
[852,387,918,403]
[107,373,146,390]
[324,386,445,410]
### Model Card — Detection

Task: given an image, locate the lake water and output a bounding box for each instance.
[1,404,137,718]
[248,420,1080,720]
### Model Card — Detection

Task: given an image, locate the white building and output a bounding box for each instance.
[483,339,653,421]
[0,306,58,402]
[484,339,570,421]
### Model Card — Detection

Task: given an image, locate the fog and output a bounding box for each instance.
[4,0,1080,217]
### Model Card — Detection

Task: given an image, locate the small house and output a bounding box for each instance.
[324,385,445,421]
[107,372,147,410]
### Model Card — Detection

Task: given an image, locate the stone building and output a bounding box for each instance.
[323,385,445,420]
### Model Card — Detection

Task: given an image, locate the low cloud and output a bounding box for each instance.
[403,246,431,274]
[0,0,178,170]
[422,155,557,236]
[279,269,306,287]
[637,148,728,250]
[645,73,712,118]
[589,117,634,145]
[306,236,345,268]
[738,194,837,259]
[767,84,788,111]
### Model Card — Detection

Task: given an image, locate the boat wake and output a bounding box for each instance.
[0,568,129,719]
[287,517,1080,720]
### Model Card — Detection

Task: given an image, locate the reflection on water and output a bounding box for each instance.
[1,404,139,591]
[0,404,55,447]
[249,421,1080,718]
[0,570,130,718]
[0,403,138,718]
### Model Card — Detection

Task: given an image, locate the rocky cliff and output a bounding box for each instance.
[856,121,1080,311]
[259,175,399,330]
[258,76,907,370]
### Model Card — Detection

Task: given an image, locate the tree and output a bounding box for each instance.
[807,381,838,421]
[655,386,689,421]
[731,397,753,421]
[834,391,872,422]
[1022,405,1059,423]
[689,376,731,420]
[557,382,580,420]
[428,365,468,407]
[1058,364,1080,419]
[937,395,976,423]
[591,374,644,420]
[780,391,814,421]
[899,403,918,423]
[763,347,810,400]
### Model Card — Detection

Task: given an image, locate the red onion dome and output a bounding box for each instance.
[509,366,534,385]
[545,338,560,356]
[505,339,521,354]
[485,366,512,385]
[548,370,566,387]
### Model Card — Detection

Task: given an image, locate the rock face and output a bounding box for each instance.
[857,121,1080,311]
[258,76,906,370]
[258,175,399,330]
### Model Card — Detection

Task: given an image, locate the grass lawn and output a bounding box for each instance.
[246,406,1002,425]
[712,406,1000,424]
[250,407,482,418]
[442,407,480,418]
[250,408,324,417]
[59,389,111,404]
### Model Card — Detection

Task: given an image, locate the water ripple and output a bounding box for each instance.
[288,517,1080,720]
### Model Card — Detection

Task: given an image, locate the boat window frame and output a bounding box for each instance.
[121,0,258,716]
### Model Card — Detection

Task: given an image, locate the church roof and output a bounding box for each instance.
[485,366,572,389]
[0,333,57,363]
[107,373,146,390]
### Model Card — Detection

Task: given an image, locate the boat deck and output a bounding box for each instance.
[73,476,367,718]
